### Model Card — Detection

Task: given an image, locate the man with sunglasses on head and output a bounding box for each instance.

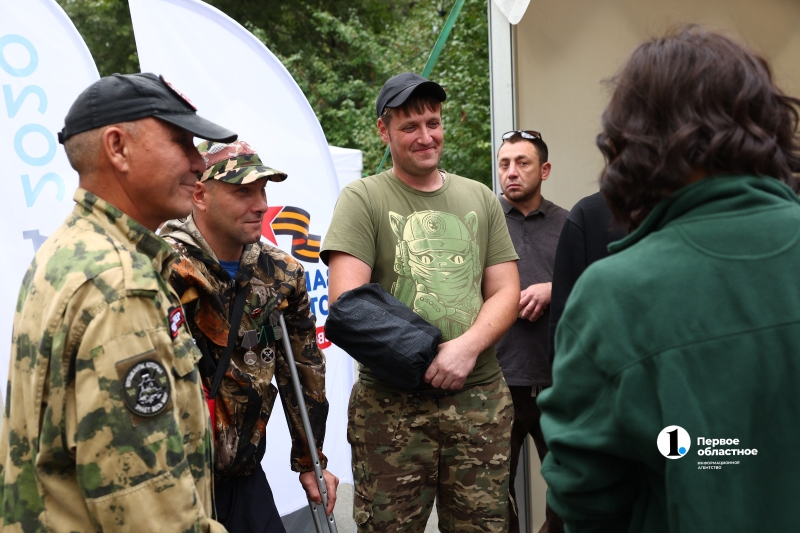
[321,72,520,532]
[495,131,567,533]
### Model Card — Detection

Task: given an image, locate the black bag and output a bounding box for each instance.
[326,283,442,390]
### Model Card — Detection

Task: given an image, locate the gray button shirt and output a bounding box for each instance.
[496,195,568,387]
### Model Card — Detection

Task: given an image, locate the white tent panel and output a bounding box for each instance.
[328,145,363,192]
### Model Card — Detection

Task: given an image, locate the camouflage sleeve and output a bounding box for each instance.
[66,283,225,532]
[275,266,329,473]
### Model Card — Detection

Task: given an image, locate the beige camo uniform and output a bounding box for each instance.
[0,189,225,532]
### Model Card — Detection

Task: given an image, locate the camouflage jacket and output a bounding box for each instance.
[161,216,327,475]
[0,189,224,532]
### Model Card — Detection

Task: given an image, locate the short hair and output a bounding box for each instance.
[64,128,103,175]
[598,25,800,229]
[64,121,141,176]
[503,134,548,164]
[380,91,442,127]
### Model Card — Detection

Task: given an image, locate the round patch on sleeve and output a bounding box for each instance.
[122,359,171,417]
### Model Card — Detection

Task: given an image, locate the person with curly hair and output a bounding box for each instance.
[538,25,800,532]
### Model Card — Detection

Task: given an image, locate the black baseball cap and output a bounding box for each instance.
[58,73,237,144]
[375,72,446,118]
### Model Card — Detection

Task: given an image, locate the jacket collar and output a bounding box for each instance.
[609,175,800,254]
[74,188,177,278]
[160,214,258,285]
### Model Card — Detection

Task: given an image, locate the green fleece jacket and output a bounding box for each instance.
[539,176,800,532]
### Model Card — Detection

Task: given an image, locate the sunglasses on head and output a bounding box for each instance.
[502,130,542,142]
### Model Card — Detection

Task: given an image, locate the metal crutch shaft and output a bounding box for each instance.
[278,313,338,533]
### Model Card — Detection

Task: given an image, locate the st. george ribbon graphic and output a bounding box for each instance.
[264,205,322,263]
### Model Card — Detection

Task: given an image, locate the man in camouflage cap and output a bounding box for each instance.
[162,140,337,533]
[0,73,235,531]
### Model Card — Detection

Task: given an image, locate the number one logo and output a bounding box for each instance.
[668,428,680,456]
[657,426,690,459]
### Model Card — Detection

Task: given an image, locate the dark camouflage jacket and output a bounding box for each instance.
[0,189,223,532]
[161,215,328,476]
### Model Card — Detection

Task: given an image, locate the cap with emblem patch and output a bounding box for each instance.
[58,72,237,144]
[197,140,287,184]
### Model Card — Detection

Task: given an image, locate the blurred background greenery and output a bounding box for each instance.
[56,0,492,186]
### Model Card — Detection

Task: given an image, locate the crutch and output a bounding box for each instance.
[278,313,338,533]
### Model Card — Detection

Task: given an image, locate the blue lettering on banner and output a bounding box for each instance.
[0,34,38,77]
[3,85,47,117]
[15,124,57,166]
[305,268,330,294]
[1,33,66,209]
[309,295,329,317]
[22,229,48,252]
[313,269,327,291]
[21,173,65,207]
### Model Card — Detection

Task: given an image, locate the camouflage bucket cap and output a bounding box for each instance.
[197,140,288,184]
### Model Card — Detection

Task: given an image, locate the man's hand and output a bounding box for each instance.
[424,337,479,390]
[299,469,339,516]
[424,261,519,390]
[519,283,551,322]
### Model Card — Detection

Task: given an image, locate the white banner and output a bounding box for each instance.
[0,0,99,397]
[129,0,355,515]
[492,0,530,24]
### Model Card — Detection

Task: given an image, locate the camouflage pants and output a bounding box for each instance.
[347,377,513,532]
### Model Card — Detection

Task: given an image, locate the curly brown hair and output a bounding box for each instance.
[598,25,800,229]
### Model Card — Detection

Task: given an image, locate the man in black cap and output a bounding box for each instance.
[322,72,520,532]
[0,73,235,532]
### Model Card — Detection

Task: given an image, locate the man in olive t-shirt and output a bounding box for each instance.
[321,72,519,532]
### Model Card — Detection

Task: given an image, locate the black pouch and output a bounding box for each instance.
[326,283,442,390]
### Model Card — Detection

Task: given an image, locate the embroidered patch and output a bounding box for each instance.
[122,359,171,417]
[168,306,185,339]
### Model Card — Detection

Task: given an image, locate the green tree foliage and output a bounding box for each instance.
[57,0,492,186]
[57,0,139,76]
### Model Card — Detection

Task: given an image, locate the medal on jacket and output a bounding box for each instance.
[242,330,259,366]
[258,324,283,344]
[259,347,275,367]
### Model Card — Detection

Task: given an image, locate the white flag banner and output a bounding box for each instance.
[129,0,355,515]
[0,0,99,397]
[492,0,531,24]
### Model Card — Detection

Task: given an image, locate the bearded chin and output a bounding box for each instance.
[401,157,440,178]
[505,185,538,202]
[414,149,442,173]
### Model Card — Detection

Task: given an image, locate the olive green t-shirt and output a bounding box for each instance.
[321,170,519,391]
